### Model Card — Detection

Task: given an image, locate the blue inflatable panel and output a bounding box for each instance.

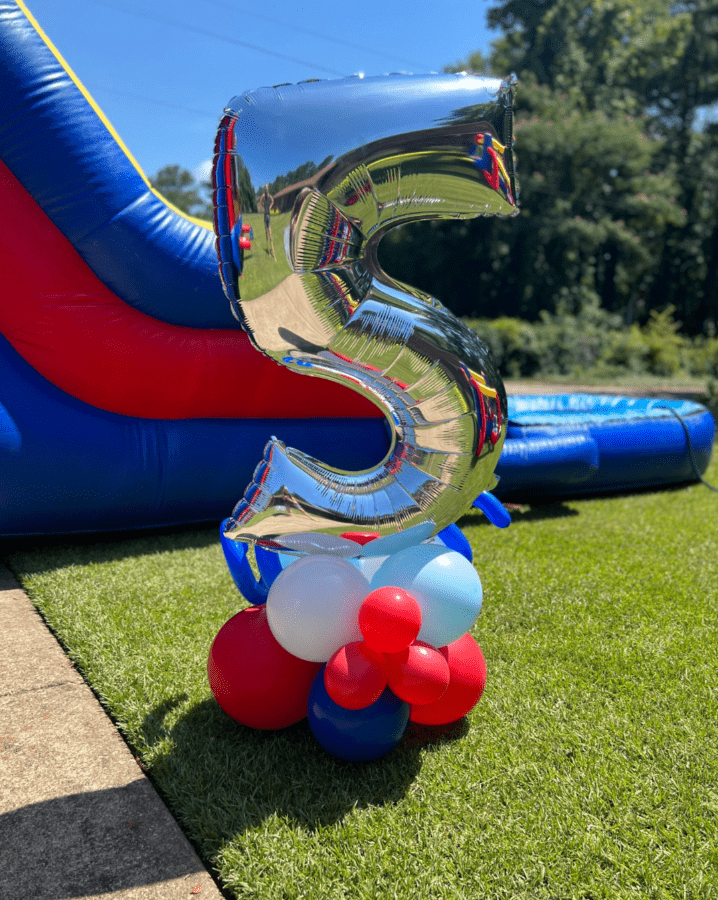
[0,336,390,537]
[496,431,599,494]
[495,394,716,499]
[0,1,234,329]
[73,193,224,328]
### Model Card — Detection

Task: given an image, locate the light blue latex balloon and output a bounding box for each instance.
[370,545,483,647]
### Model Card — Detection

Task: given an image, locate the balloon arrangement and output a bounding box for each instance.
[209,524,489,760]
[208,72,518,760]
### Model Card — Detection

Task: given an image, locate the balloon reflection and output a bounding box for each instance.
[213,73,517,548]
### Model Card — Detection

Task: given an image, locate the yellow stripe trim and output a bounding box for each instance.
[469,369,498,400]
[475,134,510,185]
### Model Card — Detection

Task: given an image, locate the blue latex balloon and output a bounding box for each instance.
[220,519,301,602]
[472,490,511,528]
[307,668,410,762]
[220,520,268,605]
[370,545,483,648]
[255,544,284,586]
[436,523,473,562]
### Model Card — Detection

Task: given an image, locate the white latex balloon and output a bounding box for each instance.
[266,554,370,662]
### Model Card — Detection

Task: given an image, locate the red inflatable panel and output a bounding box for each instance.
[0,159,381,421]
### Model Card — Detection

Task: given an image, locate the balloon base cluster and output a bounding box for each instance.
[208,526,487,762]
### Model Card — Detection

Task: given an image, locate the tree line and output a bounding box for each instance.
[150,159,257,219]
[381,0,718,336]
[152,0,718,336]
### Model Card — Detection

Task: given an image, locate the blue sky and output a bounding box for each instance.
[28,0,498,185]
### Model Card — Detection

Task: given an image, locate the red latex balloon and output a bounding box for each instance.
[410,633,487,725]
[324,641,387,710]
[358,586,422,654]
[385,641,450,706]
[208,606,321,729]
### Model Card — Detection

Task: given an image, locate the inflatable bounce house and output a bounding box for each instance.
[1,0,714,538]
[0,0,391,537]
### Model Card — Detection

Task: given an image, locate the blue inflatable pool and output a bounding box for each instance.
[494,394,716,499]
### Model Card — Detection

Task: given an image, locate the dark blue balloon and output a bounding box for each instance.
[307,667,410,761]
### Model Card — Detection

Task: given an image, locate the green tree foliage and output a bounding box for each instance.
[465,303,718,379]
[489,0,718,333]
[236,157,259,214]
[487,0,703,118]
[379,0,718,335]
[152,161,258,218]
[498,83,685,318]
[150,164,209,218]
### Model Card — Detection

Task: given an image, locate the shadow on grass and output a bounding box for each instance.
[461,474,711,529]
[457,501,580,529]
[140,693,468,848]
[494,477,706,510]
[3,522,221,576]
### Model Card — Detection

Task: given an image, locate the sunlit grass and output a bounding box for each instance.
[6,444,718,900]
[238,210,292,300]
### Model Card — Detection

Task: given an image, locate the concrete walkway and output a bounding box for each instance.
[0,564,224,900]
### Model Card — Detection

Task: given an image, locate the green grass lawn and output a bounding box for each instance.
[5,447,718,900]
[239,210,293,300]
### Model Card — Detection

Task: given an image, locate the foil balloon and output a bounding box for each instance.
[213,73,517,549]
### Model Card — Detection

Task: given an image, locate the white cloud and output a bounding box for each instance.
[194,158,213,184]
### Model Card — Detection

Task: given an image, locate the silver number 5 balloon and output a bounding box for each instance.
[213,73,517,549]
